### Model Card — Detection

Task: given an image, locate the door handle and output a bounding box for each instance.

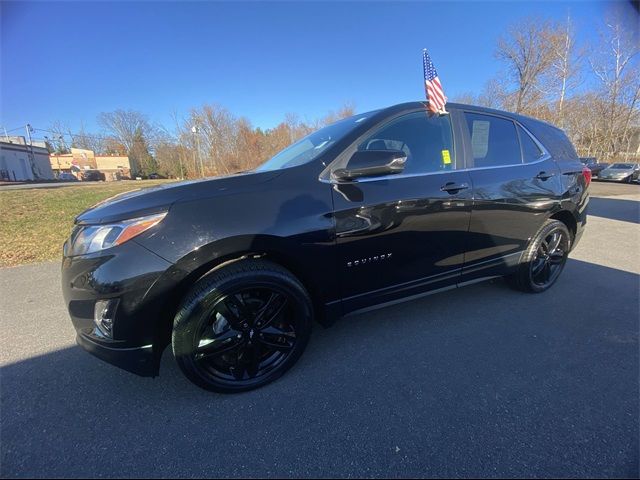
[535,171,555,180]
[440,182,469,193]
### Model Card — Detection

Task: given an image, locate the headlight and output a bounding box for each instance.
[67,212,167,256]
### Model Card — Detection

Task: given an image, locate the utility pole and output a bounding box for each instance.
[191,126,197,176]
[191,125,204,177]
[178,147,184,180]
[197,131,203,177]
[25,124,36,179]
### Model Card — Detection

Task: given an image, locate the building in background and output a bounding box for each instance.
[3,135,48,149]
[95,154,132,181]
[0,138,54,181]
[50,148,131,181]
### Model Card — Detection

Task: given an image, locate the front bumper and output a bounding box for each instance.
[62,240,174,377]
[76,333,155,376]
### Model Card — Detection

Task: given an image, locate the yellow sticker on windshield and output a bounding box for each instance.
[441,149,451,164]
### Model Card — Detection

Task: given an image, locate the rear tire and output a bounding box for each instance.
[172,259,313,393]
[506,220,571,293]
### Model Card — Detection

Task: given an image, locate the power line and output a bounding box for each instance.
[1,126,27,134]
[32,127,118,142]
[1,125,118,143]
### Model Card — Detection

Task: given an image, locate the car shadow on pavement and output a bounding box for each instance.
[1,258,638,478]
[589,196,639,224]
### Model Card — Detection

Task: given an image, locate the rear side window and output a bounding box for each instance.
[465,112,521,168]
[518,125,545,163]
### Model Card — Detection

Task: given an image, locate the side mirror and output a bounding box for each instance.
[332,149,407,182]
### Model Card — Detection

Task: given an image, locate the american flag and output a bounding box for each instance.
[422,49,447,113]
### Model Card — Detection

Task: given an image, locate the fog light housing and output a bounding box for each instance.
[94,299,118,338]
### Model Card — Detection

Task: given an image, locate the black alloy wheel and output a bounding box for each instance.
[529,229,569,288]
[173,259,312,393]
[194,287,296,381]
[507,219,571,293]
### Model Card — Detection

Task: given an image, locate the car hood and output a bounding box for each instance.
[601,169,632,174]
[75,170,282,225]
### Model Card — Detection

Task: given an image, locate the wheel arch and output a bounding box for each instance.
[146,234,331,372]
[549,209,577,243]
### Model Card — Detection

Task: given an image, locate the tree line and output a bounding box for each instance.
[46,9,638,177]
[455,10,639,162]
[46,104,354,178]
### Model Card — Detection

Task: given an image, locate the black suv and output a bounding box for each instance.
[62,102,590,392]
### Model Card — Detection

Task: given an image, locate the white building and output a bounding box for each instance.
[0,140,54,181]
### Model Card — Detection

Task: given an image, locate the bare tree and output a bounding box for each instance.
[480,78,510,109]
[186,104,239,176]
[319,102,356,126]
[451,92,477,105]
[496,18,563,113]
[175,102,357,177]
[562,93,609,157]
[589,9,640,160]
[97,109,158,174]
[102,137,127,155]
[546,15,583,127]
[47,121,71,154]
[453,79,508,109]
[71,122,105,154]
[458,11,639,163]
[155,141,186,179]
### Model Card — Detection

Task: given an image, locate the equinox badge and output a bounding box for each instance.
[347,253,393,268]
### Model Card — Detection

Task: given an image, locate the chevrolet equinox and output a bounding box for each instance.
[62,102,590,392]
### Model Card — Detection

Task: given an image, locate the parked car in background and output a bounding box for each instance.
[62,102,589,393]
[80,170,106,182]
[148,173,166,179]
[579,157,609,177]
[58,172,78,182]
[597,163,640,183]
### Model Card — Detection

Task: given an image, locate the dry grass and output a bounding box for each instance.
[0,180,176,267]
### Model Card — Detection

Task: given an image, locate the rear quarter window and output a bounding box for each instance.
[517,125,545,163]
[521,121,578,163]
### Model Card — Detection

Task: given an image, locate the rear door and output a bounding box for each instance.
[329,109,473,312]
[460,111,562,282]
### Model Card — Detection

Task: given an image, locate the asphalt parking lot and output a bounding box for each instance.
[1,182,638,478]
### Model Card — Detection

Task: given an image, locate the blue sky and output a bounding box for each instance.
[0,1,620,138]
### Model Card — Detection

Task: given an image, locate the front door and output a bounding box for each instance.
[329,110,473,313]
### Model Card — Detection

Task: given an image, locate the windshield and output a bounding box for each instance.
[608,163,634,169]
[255,113,371,171]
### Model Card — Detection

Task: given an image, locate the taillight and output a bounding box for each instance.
[582,166,592,187]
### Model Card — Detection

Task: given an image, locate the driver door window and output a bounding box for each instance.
[357,111,456,175]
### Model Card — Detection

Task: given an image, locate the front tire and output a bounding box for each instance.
[507,220,571,293]
[172,259,313,393]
